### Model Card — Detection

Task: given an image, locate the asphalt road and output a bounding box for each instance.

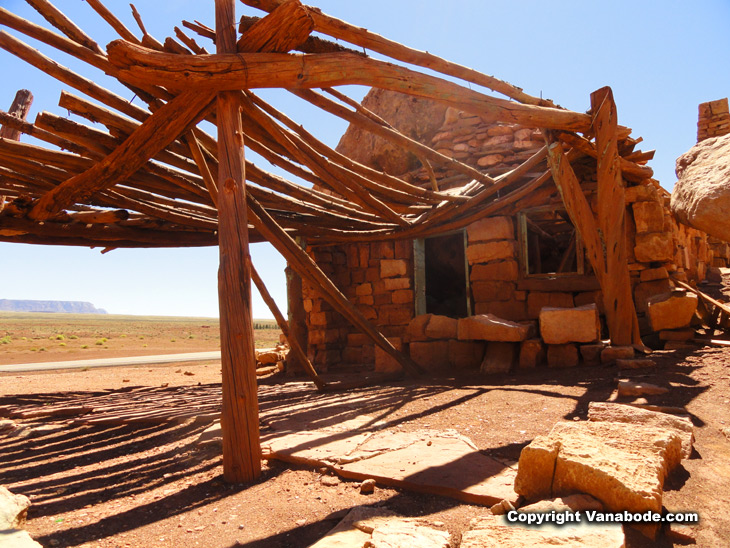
[0,351,222,372]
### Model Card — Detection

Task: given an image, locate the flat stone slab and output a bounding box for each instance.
[263,423,517,506]
[460,514,624,548]
[309,507,450,548]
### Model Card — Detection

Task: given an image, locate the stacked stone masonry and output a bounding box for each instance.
[303,107,718,371]
[697,98,730,143]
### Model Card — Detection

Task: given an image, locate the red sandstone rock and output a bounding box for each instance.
[457,314,530,342]
[539,304,600,344]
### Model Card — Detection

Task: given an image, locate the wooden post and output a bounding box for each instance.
[590,87,641,346]
[0,89,33,140]
[215,0,261,483]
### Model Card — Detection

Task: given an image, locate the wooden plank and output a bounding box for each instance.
[285,260,309,373]
[0,89,33,141]
[25,0,104,54]
[107,41,593,132]
[591,87,640,346]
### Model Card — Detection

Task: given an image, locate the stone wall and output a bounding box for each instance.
[302,107,716,370]
[697,98,730,143]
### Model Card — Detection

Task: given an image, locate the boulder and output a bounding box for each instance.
[514,421,683,514]
[618,379,669,397]
[406,314,432,342]
[460,514,624,548]
[520,494,604,514]
[547,343,579,368]
[671,133,730,241]
[539,304,600,344]
[588,402,694,459]
[424,315,458,340]
[335,88,447,176]
[480,342,517,374]
[580,343,605,366]
[457,314,531,342]
[617,358,656,370]
[601,345,634,363]
[646,291,698,331]
[368,521,451,548]
[0,486,30,529]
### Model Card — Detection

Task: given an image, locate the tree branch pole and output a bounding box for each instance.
[215,0,261,483]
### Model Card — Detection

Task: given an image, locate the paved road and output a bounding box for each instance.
[0,351,222,373]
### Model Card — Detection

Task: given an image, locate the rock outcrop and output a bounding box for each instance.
[335,89,447,176]
[671,133,730,241]
[0,299,107,314]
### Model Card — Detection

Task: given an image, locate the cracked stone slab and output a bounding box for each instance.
[263,425,517,506]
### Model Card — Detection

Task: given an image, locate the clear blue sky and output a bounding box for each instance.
[1,1,729,317]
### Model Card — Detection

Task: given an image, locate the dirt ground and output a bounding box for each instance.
[0,313,281,365]
[2,339,730,547]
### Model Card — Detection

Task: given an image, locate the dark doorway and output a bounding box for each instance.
[424,232,469,317]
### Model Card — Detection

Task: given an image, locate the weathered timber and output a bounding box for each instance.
[546,139,606,286]
[107,41,593,132]
[246,195,423,376]
[216,0,261,484]
[0,89,33,141]
[85,0,140,45]
[250,262,325,390]
[591,87,640,346]
[285,261,308,373]
[28,89,215,220]
[236,0,313,53]
[239,0,554,107]
[25,0,104,54]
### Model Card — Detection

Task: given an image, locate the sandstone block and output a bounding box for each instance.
[539,304,600,344]
[625,183,658,203]
[471,281,514,302]
[634,232,674,263]
[659,328,695,341]
[547,343,579,368]
[527,292,574,319]
[355,283,373,296]
[460,514,624,548]
[515,421,683,515]
[466,240,515,264]
[647,291,698,331]
[473,300,527,321]
[424,315,458,339]
[384,277,410,291]
[480,342,517,374]
[618,379,669,397]
[457,314,530,342]
[406,314,432,342]
[588,402,694,459]
[580,343,606,366]
[410,340,450,372]
[375,338,403,373]
[466,216,515,243]
[601,345,634,363]
[634,278,672,315]
[633,201,665,234]
[448,340,485,369]
[380,259,407,278]
[518,339,544,369]
[640,266,669,282]
[470,260,519,281]
[617,358,657,370]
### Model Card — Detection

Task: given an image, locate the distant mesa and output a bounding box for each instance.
[0,299,107,314]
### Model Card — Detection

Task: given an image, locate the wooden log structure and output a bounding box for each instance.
[0,0,674,482]
[0,89,33,140]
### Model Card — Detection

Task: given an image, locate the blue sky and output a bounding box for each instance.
[1,0,729,317]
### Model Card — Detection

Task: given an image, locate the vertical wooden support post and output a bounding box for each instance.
[215,0,261,483]
[0,89,33,140]
[590,87,641,346]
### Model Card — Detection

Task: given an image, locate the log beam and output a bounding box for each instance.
[0,89,33,141]
[590,87,641,346]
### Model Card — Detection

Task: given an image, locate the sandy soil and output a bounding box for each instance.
[2,341,730,547]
